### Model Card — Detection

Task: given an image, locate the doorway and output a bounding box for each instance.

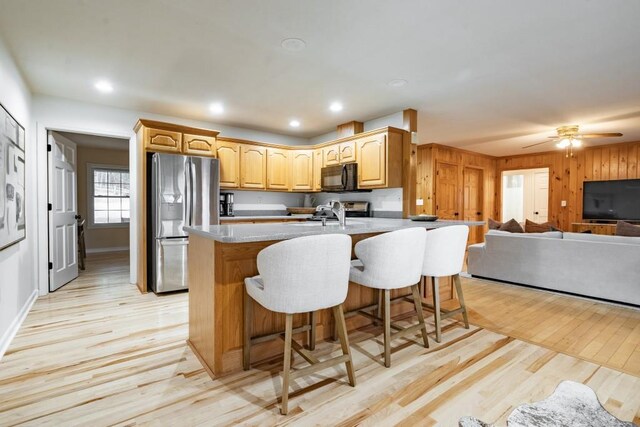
[463,167,484,243]
[47,131,130,291]
[501,168,549,223]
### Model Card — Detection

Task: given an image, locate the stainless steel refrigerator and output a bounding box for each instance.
[149,153,220,293]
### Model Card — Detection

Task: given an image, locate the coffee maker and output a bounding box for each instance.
[219,192,234,217]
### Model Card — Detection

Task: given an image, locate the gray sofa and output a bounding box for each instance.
[467,230,640,306]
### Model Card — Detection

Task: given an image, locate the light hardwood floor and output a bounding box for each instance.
[0,253,639,426]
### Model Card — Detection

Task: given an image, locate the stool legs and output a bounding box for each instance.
[308,311,317,351]
[431,277,442,343]
[281,314,294,415]
[383,289,391,368]
[332,304,356,387]
[243,289,253,370]
[453,274,470,329]
[411,284,430,348]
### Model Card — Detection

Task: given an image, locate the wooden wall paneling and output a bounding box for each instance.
[628,144,638,177]
[401,107,418,219]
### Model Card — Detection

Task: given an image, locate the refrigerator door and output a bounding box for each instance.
[154,237,188,293]
[188,156,220,227]
[152,153,188,238]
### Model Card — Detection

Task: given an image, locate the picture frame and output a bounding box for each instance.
[0,102,26,251]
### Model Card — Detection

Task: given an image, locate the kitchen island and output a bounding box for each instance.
[184,218,484,378]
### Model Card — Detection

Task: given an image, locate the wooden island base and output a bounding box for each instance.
[187,232,456,378]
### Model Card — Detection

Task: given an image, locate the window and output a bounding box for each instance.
[89,165,130,226]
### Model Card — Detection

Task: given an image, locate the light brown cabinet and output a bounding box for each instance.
[266,148,290,190]
[144,128,182,153]
[241,145,267,189]
[183,133,216,157]
[339,141,357,163]
[356,134,387,188]
[216,140,241,188]
[313,149,323,191]
[323,145,340,166]
[290,150,314,191]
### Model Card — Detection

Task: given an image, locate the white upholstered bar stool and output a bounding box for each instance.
[348,228,429,368]
[421,225,470,343]
[243,234,356,415]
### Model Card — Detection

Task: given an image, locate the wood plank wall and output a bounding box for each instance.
[417,144,498,238]
[495,141,640,231]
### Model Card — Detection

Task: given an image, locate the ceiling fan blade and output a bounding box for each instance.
[522,141,551,149]
[577,133,623,138]
[547,136,561,139]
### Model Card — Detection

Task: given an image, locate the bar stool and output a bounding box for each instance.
[348,228,429,368]
[421,225,470,343]
[243,234,356,415]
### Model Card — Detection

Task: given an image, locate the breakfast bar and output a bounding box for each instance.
[184,218,484,378]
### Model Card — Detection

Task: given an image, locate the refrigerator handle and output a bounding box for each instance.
[190,159,196,226]
[153,154,162,238]
[184,157,191,228]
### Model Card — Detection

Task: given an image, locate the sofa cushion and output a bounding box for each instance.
[616,221,640,237]
[525,219,558,233]
[488,218,502,230]
[563,232,640,245]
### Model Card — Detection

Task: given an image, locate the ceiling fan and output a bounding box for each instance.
[522,125,623,157]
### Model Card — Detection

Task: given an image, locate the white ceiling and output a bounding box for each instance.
[1,0,639,156]
[55,131,129,151]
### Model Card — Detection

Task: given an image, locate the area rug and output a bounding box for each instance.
[459,380,637,426]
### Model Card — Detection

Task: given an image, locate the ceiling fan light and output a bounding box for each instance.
[571,138,582,147]
[556,138,570,148]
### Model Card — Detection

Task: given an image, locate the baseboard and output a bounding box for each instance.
[86,246,129,254]
[0,288,38,361]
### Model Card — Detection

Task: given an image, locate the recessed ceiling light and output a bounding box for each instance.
[329,102,343,112]
[94,80,113,93]
[281,38,306,52]
[209,102,224,114]
[387,79,408,87]
[289,119,301,128]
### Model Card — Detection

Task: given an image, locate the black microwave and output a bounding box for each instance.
[321,163,358,192]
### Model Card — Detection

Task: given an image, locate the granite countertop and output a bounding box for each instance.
[185,218,485,243]
[219,215,311,221]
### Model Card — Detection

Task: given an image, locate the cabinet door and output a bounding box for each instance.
[145,128,182,153]
[339,141,357,163]
[323,145,340,166]
[313,149,323,191]
[290,150,313,191]
[356,134,387,188]
[216,140,240,188]
[241,145,267,189]
[435,162,460,220]
[267,148,290,190]
[183,133,216,157]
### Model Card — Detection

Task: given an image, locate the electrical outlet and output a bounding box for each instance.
[561,200,567,207]
[416,198,424,206]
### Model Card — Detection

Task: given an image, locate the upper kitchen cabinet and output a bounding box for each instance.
[323,145,340,166]
[216,139,241,188]
[144,127,182,153]
[241,145,267,189]
[135,119,219,156]
[183,133,216,157]
[267,148,290,190]
[290,150,314,191]
[313,149,323,191]
[356,133,394,189]
[339,141,356,163]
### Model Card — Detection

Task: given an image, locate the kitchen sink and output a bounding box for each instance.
[289,221,364,227]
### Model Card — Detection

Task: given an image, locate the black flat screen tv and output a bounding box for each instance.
[583,179,640,221]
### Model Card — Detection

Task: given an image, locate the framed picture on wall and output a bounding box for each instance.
[0,102,26,251]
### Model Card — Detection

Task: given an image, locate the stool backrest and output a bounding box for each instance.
[256,234,352,313]
[422,225,469,277]
[354,227,427,289]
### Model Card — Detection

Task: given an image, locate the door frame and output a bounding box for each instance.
[37,123,135,297]
[498,166,552,223]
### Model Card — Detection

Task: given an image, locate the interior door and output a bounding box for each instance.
[48,132,78,291]
[463,167,483,243]
[533,171,549,222]
[435,162,459,220]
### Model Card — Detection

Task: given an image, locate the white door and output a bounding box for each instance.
[532,171,549,222]
[49,132,78,291]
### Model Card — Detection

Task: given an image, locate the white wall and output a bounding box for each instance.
[0,37,37,359]
[308,111,405,145]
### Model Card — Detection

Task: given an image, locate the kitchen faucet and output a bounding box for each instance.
[330,200,346,226]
